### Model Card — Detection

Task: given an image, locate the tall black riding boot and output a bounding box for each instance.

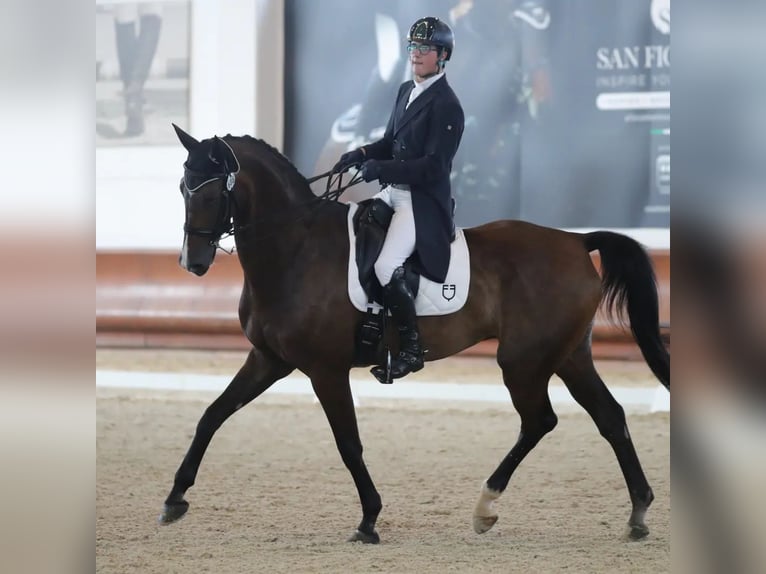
[123,13,162,137]
[371,267,424,383]
[114,20,137,89]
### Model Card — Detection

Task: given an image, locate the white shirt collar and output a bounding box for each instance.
[407,72,444,108]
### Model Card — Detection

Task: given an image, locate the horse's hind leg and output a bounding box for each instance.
[473,362,558,534]
[159,346,293,524]
[555,337,654,540]
[310,370,382,544]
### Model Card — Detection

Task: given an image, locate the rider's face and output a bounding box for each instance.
[408,43,442,80]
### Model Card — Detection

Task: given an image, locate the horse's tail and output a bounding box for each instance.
[583,231,670,389]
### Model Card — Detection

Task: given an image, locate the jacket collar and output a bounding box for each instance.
[394,75,447,136]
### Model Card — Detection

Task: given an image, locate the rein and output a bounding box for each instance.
[310,168,365,203]
[230,168,365,244]
[185,166,366,253]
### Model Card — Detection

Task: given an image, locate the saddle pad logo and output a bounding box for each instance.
[346,203,470,317]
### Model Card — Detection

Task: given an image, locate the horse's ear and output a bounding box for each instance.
[172,123,199,152]
[211,136,233,169]
[209,137,223,166]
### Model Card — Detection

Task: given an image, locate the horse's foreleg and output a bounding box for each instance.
[556,347,655,540]
[159,347,293,524]
[311,371,382,544]
[473,367,558,534]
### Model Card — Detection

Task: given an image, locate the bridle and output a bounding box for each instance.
[181,148,365,252]
[181,169,238,242]
[306,167,365,202]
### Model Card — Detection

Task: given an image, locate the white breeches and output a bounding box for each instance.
[373,186,416,286]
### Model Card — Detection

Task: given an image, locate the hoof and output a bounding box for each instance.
[158,500,189,524]
[627,521,650,540]
[473,514,498,534]
[347,529,380,544]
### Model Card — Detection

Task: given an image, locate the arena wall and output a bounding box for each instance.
[96,250,669,360]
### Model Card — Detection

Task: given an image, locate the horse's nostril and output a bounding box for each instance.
[189,263,208,276]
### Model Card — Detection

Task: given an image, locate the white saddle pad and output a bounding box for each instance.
[346,202,470,316]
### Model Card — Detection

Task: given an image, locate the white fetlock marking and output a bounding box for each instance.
[474,481,501,517]
[472,482,502,533]
[180,236,189,270]
[629,507,647,526]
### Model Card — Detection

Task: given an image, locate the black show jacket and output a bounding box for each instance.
[363,76,465,283]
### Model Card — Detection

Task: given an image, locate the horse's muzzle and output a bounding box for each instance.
[187,263,209,276]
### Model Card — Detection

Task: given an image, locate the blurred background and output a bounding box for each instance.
[95,0,670,252]
[7,0,766,571]
[94,0,670,359]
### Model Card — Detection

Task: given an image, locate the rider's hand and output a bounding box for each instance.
[332,148,365,174]
[360,160,381,182]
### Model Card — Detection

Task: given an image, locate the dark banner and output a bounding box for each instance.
[285,0,670,229]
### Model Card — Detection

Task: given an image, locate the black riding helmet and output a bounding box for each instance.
[407,17,454,61]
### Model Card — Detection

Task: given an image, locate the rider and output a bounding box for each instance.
[333,16,465,383]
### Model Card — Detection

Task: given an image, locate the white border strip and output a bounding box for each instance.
[96,370,669,412]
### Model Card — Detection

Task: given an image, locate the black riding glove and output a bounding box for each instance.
[360,160,382,182]
[332,148,365,174]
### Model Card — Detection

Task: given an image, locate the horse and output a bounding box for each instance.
[159,125,670,544]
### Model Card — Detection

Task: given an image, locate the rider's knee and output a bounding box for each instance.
[374,259,395,286]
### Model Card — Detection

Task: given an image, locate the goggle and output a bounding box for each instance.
[406,42,438,55]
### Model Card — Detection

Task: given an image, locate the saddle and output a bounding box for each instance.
[351,198,458,366]
[352,198,420,305]
[351,198,418,366]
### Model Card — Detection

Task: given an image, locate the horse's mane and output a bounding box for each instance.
[225,135,312,196]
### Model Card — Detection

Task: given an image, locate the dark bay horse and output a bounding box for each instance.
[160,125,670,543]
